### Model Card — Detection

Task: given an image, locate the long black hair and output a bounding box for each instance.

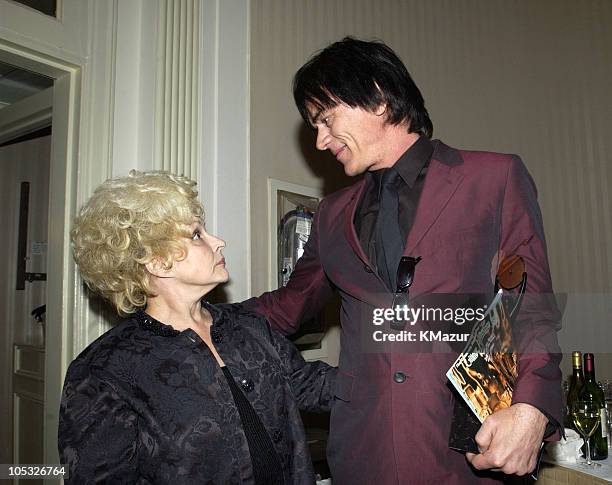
[293,37,433,138]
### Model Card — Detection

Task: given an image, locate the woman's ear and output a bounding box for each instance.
[145,258,173,278]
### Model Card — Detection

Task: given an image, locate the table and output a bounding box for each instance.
[539,457,612,484]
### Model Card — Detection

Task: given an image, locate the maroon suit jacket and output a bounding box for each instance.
[245,140,562,484]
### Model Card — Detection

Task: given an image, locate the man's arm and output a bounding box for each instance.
[243,202,335,335]
[467,156,562,475]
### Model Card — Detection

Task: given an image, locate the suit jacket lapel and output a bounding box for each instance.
[338,141,464,292]
[339,177,393,302]
[405,142,465,254]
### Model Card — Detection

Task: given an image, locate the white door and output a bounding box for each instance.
[0,133,50,482]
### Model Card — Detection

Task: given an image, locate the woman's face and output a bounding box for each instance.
[167,221,228,291]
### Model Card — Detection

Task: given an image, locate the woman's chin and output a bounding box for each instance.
[214,270,230,285]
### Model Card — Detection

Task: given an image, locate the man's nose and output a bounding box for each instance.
[315,127,330,151]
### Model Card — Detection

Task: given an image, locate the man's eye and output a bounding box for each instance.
[192,230,201,241]
[323,117,331,127]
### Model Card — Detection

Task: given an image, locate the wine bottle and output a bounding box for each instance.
[566,351,584,428]
[579,353,608,460]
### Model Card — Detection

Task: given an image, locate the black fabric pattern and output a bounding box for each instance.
[222,367,283,485]
[58,302,336,484]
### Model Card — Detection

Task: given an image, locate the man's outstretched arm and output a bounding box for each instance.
[243,203,335,335]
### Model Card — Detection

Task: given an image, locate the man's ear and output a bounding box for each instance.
[145,258,173,278]
[372,81,387,117]
[375,103,387,117]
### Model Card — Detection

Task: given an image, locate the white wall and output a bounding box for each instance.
[112,0,159,175]
[200,0,251,302]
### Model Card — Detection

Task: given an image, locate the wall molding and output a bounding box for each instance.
[154,0,200,179]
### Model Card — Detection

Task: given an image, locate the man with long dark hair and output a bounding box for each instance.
[246,37,561,484]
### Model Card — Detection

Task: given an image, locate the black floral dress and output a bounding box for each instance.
[58,302,336,484]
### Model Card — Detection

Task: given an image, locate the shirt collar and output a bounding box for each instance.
[392,135,434,188]
[370,135,434,189]
[135,300,225,337]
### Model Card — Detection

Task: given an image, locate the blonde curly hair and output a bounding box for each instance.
[71,170,204,315]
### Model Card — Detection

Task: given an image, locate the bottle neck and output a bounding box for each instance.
[584,371,596,383]
[584,353,596,382]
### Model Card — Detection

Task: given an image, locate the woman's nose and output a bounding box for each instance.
[210,233,226,250]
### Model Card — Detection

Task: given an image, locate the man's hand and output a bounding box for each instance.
[465,403,547,476]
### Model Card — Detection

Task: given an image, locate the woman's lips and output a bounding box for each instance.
[216,258,226,267]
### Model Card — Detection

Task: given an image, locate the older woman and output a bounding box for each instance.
[59,171,335,484]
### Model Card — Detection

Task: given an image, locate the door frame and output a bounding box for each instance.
[0,40,88,470]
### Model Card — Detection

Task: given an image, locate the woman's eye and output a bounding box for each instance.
[323,117,331,127]
[192,230,201,241]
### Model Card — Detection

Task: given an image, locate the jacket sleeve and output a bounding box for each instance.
[499,156,563,434]
[243,200,335,335]
[58,362,139,484]
[270,328,337,413]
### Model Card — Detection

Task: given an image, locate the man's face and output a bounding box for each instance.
[308,102,395,176]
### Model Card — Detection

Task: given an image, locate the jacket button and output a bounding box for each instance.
[241,378,254,392]
[364,264,373,273]
[211,328,223,343]
[393,371,407,383]
[271,429,282,443]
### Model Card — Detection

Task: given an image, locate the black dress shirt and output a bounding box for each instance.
[355,136,434,285]
[58,302,336,484]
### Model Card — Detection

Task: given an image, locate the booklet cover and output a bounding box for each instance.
[447,289,517,452]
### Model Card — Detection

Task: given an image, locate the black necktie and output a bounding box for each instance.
[376,168,403,290]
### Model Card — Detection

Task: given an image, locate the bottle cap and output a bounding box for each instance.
[572,351,582,368]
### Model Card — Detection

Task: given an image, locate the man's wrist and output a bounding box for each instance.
[513,402,559,438]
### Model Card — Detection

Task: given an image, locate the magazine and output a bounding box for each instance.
[447,290,517,451]
[446,260,544,479]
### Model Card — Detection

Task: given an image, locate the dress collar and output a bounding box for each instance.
[134,300,224,336]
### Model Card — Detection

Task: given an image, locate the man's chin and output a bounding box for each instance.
[344,165,364,177]
[342,163,363,177]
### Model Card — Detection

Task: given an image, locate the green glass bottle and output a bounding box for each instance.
[566,351,584,428]
[579,353,608,460]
